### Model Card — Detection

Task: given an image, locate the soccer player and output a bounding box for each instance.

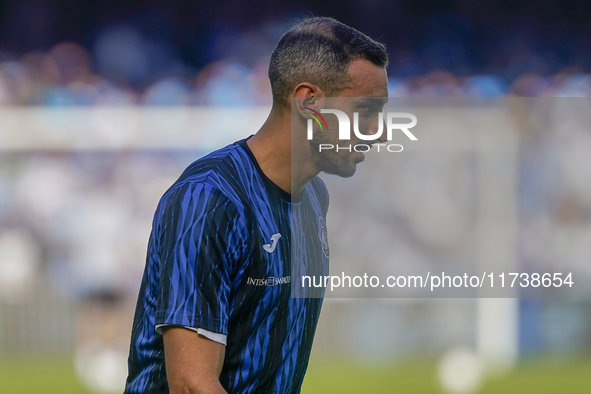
[124,17,389,394]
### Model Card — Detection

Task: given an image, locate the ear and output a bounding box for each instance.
[291,82,326,123]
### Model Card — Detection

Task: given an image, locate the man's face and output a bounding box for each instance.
[310,59,389,178]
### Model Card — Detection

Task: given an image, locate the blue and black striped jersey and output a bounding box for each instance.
[124,138,329,393]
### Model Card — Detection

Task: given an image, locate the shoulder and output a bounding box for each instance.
[150,141,259,237]
[176,141,250,192]
[161,140,253,209]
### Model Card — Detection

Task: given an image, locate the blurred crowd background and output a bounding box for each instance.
[0,0,591,106]
[1,1,591,393]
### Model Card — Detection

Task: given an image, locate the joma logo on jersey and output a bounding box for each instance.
[247,276,291,287]
[306,109,418,153]
[263,233,281,253]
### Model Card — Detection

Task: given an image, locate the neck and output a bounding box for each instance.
[246,105,318,195]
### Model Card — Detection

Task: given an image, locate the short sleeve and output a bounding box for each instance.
[154,181,248,336]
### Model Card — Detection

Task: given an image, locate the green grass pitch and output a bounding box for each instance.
[0,357,589,393]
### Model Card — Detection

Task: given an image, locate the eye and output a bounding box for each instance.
[357,106,370,116]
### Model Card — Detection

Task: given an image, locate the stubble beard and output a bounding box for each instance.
[309,130,358,178]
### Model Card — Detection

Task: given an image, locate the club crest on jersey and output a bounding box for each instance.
[318,217,329,258]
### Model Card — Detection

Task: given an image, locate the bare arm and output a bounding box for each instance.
[162,326,228,394]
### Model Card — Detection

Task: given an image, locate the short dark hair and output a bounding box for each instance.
[268,17,389,106]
